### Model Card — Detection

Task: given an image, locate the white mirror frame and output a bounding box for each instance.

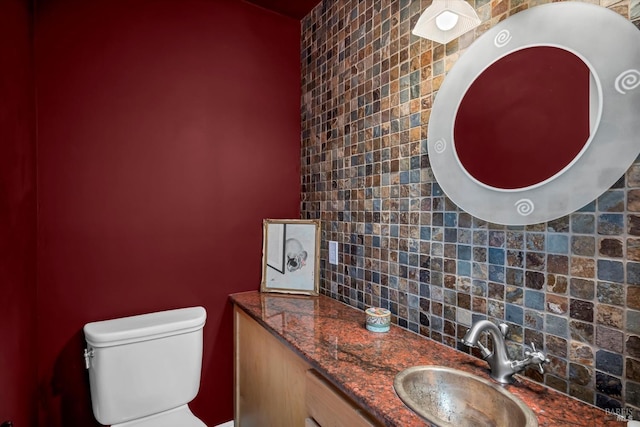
[428,2,640,225]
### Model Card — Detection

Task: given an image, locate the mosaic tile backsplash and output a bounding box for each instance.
[300,0,640,417]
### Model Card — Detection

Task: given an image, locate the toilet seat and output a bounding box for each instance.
[112,405,207,427]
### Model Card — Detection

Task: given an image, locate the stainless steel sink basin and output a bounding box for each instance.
[394,366,538,427]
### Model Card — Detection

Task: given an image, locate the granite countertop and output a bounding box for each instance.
[230,291,626,427]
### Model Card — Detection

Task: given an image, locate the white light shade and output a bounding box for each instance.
[412,0,481,44]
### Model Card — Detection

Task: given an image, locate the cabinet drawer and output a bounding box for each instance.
[305,369,379,427]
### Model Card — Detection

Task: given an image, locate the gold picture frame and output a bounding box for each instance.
[260,219,321,296]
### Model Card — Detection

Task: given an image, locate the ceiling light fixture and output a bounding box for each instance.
[412,0,481,44]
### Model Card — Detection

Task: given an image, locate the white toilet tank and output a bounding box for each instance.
[83,306,207,425]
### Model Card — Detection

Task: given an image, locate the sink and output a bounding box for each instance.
[394,366,538,427]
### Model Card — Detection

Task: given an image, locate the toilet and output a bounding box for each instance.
[83,306,207,426]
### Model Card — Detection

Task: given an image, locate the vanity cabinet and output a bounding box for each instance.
[233,305,380,427]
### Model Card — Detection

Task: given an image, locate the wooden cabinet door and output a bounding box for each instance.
[306,370,380,427]
[234,306,310,427]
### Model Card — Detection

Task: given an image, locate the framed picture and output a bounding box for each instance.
[260,219,321,295]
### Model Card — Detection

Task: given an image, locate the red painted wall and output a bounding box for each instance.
[35,0,301,425]
[0,0,37,425]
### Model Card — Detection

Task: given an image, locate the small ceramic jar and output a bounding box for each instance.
[365,307,391,333]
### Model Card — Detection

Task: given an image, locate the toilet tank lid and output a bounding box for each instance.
[84,306,206,347]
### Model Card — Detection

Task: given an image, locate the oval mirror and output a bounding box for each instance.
[428,2,640,225]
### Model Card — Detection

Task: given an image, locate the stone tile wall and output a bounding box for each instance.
[300,0,640,417]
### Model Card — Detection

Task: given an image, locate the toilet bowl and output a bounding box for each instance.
[83,307,207,426]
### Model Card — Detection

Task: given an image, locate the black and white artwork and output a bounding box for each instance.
[261,219,320,295]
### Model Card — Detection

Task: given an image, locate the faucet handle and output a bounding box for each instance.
[476,340,492,359]
[525,343,550,374]
[498,323,508,337]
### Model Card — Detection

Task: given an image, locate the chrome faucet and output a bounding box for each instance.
[461,320,550,384]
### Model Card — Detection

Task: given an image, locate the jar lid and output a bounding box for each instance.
[366,307,391,317]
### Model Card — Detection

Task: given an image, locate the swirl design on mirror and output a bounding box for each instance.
[514,198,535,216]
[494,30,512,48]
[433,138,447,154]
[615,69,640,94]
